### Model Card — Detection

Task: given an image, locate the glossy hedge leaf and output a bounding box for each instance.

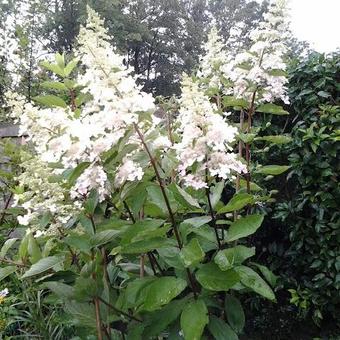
[143,298,187,337]
[235,265,275,301]
[208,315,238,340]
[252,263,278,287]
[256,103,289,115]
[140,277,187,311]
[196,263,240,291]
[0,266,16,281]
[22,256,64,279]
[34,95,67,108]
[218,193,254,214]
[255,135,292,144]
[256,165,291,175]
[225,294,245,333]
[179,238,205,267]
[0,238,18,257]
[214,246,255,270]
[226,215,264,242]
[181,299,209,340]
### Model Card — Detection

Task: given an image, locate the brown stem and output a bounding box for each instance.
[94,297,103,340]
[98,297,142,322]
[134,123,198,298]
[0,192,13,226]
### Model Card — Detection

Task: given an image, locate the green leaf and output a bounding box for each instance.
[84,189,99,216]
[223,96,248,109]
[55,53,65,68]
[34,95,67,108]
[140,277,187,311]
[0,238,18,257]
[255,135,292,144]
[0,266,16,281]
[64,58,79,77]
[208,315,238,340]
[196,263,240,291]
[90,230,121,247]
[180,238,205,267]
[40,61,65,77]
[182,216,212,228]
[317,90,331,98]
[225,295,245,333]
[267,69,287,77]
[234,265,275,301]
[256,103,289,115]
[226,215,264,242]
[214,246,255,270]
[44,281,75,299]
[239,179,262,192]
[252,263,278,287]
[218,193,254,214]
[41,81,68,91]
[210,180,225,209]
[170,184,201,209]
[181,299,209,340]
[256,165,290,175]
[143,298,187,338]
[120,238,176,254]
[66,162,91,186]
[22,256,64,279]
[28,233,42,264]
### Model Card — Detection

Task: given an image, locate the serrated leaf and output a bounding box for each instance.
[120,238,176,254]
[181,299,209,340]
[22,256,64,279]
[90,230,120,247]
[34,95,67,108]
[256,103,289,115]
[64,58,79,77]
[223,96,248,109]
[252,263,278,287]
[170,184,201,209]
[208,315,238,340]
[40,61,65,77]
[225,295,245,333]
[214,246,255,270]
[143,298,187,338]
[41,81,68,91]
[0,266,16,281]
[218,193,254,214]
[55,53,65,68]
[235,265,275,301]
[256,165,290,175]
[239,179,262,192]
[226,215,264,242]
[140,277,187,311]
[0,238,18,257]
[255,135,292,144]
[195,263,240,291]
[66,162,91,186]
[180,238,205,267]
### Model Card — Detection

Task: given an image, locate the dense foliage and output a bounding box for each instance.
[275,52,340,323]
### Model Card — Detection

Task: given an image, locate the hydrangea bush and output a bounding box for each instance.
[1,1,291,338]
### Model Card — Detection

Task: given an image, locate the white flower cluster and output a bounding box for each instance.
[175,75,246,189]
[11,7,164,231]
[198,26,228,89]
[15,153,81,234]
[202,0,289,105]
